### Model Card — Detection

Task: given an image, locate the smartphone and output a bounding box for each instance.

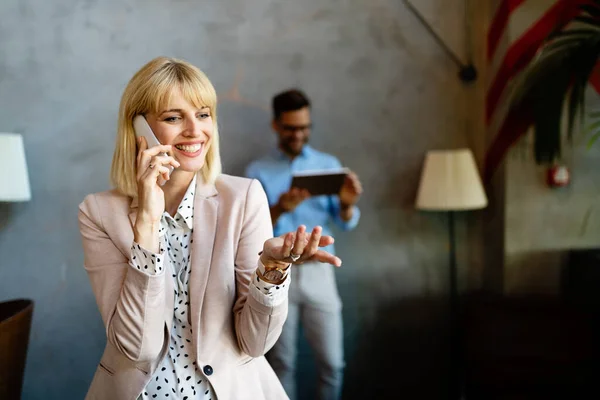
[133,115,174,180]
[134,115,162,148]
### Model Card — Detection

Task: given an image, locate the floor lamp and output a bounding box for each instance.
[415,149,487,399]
[0,133,31,202]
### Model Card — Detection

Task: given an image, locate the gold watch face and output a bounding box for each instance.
[263,269,284,281]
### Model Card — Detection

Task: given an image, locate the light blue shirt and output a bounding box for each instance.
[245,145,360,256]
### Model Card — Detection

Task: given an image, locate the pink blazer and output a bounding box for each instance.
[78,174,289,400]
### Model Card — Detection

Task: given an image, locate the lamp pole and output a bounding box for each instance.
[448,210,464,399]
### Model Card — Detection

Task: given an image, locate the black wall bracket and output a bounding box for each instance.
[402,0,477,83]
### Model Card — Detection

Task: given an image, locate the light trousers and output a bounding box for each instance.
[267,262,345,400]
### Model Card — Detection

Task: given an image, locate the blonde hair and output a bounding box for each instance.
[111,56,221,197]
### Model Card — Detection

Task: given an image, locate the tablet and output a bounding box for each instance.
[291,168,349,196]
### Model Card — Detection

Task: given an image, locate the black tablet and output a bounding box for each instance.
[290,168,349,196]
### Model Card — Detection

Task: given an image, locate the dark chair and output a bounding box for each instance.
[0,299,34,400]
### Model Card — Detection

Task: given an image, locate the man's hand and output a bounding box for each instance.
[270,188,311,225]
[279,187,311,212]
[339,171,362,208]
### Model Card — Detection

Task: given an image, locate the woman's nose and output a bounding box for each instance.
[184,118,203,137]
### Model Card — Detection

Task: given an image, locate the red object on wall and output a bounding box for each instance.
[546,164,570,187]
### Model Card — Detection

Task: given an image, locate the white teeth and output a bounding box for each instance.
[175,144,202,153]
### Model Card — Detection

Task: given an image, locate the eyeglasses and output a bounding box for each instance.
[280,123,312,133]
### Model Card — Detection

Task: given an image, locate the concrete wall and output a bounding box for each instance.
[0,0,489,398]
[504,121,600,293]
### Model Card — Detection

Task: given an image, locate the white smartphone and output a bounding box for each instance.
[134,115,162,148]
[133,115,174,180]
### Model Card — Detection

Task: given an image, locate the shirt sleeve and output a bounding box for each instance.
[330,196,361,231]
[248,259,291,307]
[245,163,259,180]
[129,242,166,275]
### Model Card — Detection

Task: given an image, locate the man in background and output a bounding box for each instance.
[245,89,362,400]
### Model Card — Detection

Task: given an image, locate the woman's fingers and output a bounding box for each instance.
[141,165,170,183]
[302,226,322,259]
[307,249,342,267]
[281,232,295,259]
[290,225,307,259]
[148,154,180,170]
[138,144,175,170]
[266,226,340,266]
[138,149,179,181]
[143,144,174,157]
[139,145,170,168]
[318,235,334,247]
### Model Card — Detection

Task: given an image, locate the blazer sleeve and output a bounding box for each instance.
[232,179,288,357]
[78,194,166,363]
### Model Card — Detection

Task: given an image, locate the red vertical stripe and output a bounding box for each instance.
[484,106,533,183]
[486,0,586,124]
[488,0,528,61]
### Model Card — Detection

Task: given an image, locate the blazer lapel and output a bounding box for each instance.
[189,176,219,359]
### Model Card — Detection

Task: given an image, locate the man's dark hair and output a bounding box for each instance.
[272,89,311,120]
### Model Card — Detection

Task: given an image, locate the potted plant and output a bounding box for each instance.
[486,1,600,180]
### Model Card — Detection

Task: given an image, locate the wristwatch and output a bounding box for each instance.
[262,265,290,283]
[258,251,290,284]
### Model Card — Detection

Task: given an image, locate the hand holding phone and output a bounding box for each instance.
[134,115,164,149]
[133,118,180,238]
[133,115,174,183]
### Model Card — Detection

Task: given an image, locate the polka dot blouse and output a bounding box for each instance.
[129,175,290,399]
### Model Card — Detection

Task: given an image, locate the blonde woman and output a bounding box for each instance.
[78,57,341,400]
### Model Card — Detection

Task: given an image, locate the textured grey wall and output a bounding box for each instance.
[503,123,600,294]
[0,0,486,398]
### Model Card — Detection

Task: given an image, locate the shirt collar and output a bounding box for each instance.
[177,174,196,230]
[162,175,196,231]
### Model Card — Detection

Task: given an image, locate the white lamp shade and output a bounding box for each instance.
[415,148,487,211]
[0,133,31,202]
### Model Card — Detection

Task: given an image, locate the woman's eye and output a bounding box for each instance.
[198,113,210,119]
[164,116,180,122]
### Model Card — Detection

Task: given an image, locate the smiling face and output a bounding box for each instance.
[112,57,222,197]
[273,106,311,157]
[145,88,214,173]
